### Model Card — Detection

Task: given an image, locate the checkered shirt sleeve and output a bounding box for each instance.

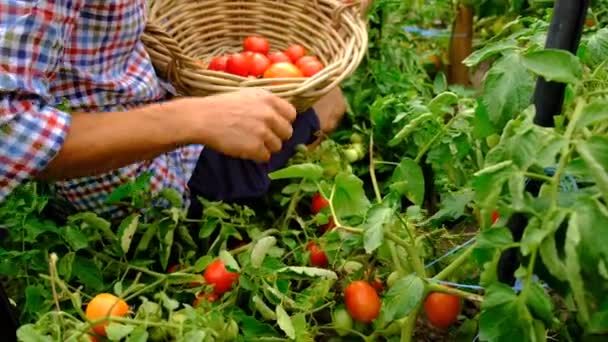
[0,0,81,203]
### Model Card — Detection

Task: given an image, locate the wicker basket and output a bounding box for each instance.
[142,0,368,112]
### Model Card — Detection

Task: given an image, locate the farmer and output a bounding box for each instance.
[0,0,371,219]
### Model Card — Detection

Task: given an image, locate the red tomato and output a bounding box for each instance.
[295,56,320,69]
[204,260,239,295]
[263,62,303,78]
[306,242,329,268]
[320,216,336,234]
[208,56,229,72]
[243,36,270,55]
[226,53,251,77]
[193,292,218,307]
[268,51,292,64]
[298,59,324,77]
[491,210,499,225]
[167,264,184,273]
[311,193,330,214]
[423,292,461,329]
[344,281,381,323]
[249,53,271,77]
[370,279,384,293]
[285,44,307,63]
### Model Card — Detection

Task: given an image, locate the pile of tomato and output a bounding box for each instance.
[202,36,325,79]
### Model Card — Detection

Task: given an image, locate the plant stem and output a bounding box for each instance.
[426,282,484,303]
[432,244,474,281]
[400,303,421,342]
[282,180,304,230]
[385,229,426,278]
[415,113,459,164]
[369,132,382,203]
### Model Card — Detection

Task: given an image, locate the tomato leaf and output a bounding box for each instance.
[576,136,608,199]
[117,214,139,255]
[362,202,395,254]
[389,158,425,206]
[106,323,135,340]
[268,164,324,181]
[463,40,519,67]
[278,266,338,280]
[525,282,554,326]
[332,173,371,218]
[251,236,277,268]
[16,325,53,342]
[481,53,534,129]
[581,28,608,68]
[521,49,582,84]
[24,285,48,318]
[62,226,89,251]
[381,275,425,322]
[476,227,513,250]
[276,304,296,340]
[588,309,608,335]
[220,250,241,272]
[73,256,103,291]
[577,100,608,129]
[479,284,533,341]
[125,325,149,342]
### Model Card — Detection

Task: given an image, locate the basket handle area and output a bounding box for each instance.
[142,21,190,92]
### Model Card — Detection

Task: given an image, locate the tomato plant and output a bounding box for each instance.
[3,2,608,341]
[85,293,129,336]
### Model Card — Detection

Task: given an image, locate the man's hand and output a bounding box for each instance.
[182,89,297,162]
[313,87,347,134]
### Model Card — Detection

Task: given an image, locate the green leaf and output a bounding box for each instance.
[69,212,116,240]
[251,236,277,268]
[427,189,474,224]
[428,91,458,115]
[482,53,534,128]
[57,252,75,280]
[582,28,608,67]
[362,203,395,254]
[473,99,496,138]
[576,136,608,199]
[476,227,513,250]
[278,267,338,280]
[588,309,608,335]
[473,161,516,208]
[276,304,296,340]
[24,285,47,317]
[269,164,324,181]
[117,214,139,255]
[106,323,135,340]
[63,226,89,251]
[125,325,149,342]
[73,256,103,291]
[479,284,532,341]
[381,275,425,321]
[521,211,566,256]
[16,325,53,342]
[577,100,608,129]
[525,282,554,326]
[332,173,371,218]
[157,188,183,208]
[219,250,241,273]
[463,40,518,67]
[389,158,425,206]
[521,49,583,84]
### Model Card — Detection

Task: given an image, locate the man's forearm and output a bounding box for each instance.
[36,101,195,181]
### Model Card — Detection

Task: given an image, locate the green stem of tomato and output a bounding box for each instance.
[400,303,421,342]
[426,282,484,303]
[40,274,88,321]
[369,132,382,203]
[432,243,474,281]
[281,179,304,230]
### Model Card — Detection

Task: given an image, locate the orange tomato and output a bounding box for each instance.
[85,293,129,337]
[263,62,304,79]
[423,292,461,329]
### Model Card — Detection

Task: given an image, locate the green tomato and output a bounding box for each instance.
[224,319,239,340]
[295,144,308,154]
[387,271,401,288]
[333,307,354,336]
[350,133,364,144]
[352,143,366,159]
[344,149,359,163]
[486,134,500,149]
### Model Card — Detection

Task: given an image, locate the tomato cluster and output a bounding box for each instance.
[204,36,325,79]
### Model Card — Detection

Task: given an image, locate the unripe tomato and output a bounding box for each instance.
[243,36,270,55]
[263,62,303,78]
[332,307,354,336]
[297,58,324,77]
[249,53,271,77]
[193,292,218,307]
[204,260,239,295]
[268,51,292,64]
[311,193,330,214]
[85,293,129,337]
[226,53,251,77]
[306,242,328,268]
[423,292,461,329]
[344,281,381,323]
[344,149,359,163]
[285,44,307,62]
[208,56,229,72]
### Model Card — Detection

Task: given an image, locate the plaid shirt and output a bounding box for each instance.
[0,0,203,217]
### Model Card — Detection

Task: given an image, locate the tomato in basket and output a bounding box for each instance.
[208,56,228,72]
[248,53,271,77]
[226,53,252,77]
[285,44,307,63]
[296,56,324,77]
[263,62,304,78]
[268,51,292,64]
[243,36,270,55]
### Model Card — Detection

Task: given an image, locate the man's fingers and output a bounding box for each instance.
[268,114,294,141]
[267,95,297,123]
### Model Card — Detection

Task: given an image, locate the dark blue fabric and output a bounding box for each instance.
[187,108,320,215]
